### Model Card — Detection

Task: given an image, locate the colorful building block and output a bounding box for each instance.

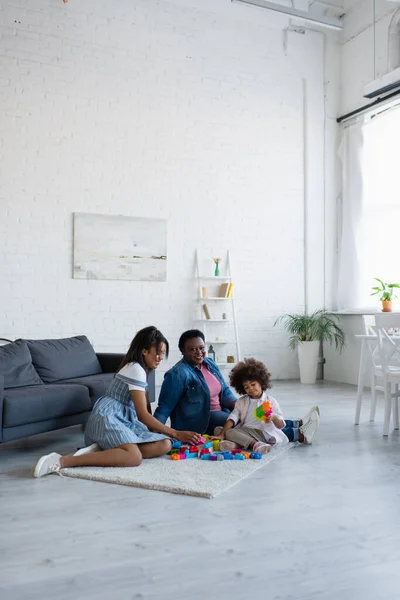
[185,452,198,459]
[235,453,245,460]
[254,401,273,422]
[221,452,234,460]
[203,442,213,449]
[171,440,182,449]
[212,440,220,451]
[198,436,206,444]
[200,454,211,460]
[210,454,218,461]
[242,452,251,459]
[216,454,224,461]
[250,452,262,459]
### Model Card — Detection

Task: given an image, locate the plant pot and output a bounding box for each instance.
[298,341,320,384]
[382,300,392,312]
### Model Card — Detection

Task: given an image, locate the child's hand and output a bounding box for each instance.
[264,416,272,423]
[211,434,225,441]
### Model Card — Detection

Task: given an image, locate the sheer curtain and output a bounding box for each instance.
[337,121,364,309]
[337,106,400,310]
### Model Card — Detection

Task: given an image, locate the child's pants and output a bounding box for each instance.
[214,419,301,446]
[282,419,301,442]
[214,426,274,449]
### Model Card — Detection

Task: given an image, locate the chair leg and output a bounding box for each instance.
[370,375,378,422]
[355,340,367,425]
[393,384,399,430]
[383,380,392,436]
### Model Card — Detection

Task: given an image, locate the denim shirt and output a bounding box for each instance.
[154,358,237,433]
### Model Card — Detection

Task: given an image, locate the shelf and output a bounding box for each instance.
[199,297,232,301]
[198,276,232,280]
[201,319,231,323]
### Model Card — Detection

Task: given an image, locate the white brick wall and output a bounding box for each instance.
[0,0,339,385]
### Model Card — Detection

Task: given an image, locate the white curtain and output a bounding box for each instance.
[337,121,364,309]
[337,107,400,310]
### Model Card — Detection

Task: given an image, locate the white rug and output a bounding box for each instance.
[61,443,294,499]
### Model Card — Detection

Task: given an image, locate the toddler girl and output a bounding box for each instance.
[213,358,319,454]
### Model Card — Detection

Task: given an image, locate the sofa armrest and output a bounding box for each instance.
[96,353,124,374]
[0,375,4,442]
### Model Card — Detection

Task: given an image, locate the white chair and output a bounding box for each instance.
[371,314,400,436]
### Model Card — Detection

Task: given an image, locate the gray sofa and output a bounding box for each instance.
[0,335,155,444]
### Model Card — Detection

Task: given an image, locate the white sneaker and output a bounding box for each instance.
[300,406,320,423]
[300,409,320,444]
[253,442,271,455]
[73,443,100,456]
[219,440,238,452]
[33,453,62,478]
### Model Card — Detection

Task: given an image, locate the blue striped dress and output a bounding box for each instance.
[84,362,168,450]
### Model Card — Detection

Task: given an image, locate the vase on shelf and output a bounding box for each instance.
[213,257,221,277]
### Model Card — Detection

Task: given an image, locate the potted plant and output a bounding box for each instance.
[274,310,345,384]
[370,278,400,312]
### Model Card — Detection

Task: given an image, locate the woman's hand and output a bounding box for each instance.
[174,430,202,445]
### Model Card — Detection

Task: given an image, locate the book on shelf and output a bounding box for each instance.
[218,283,230,298]
[227,283,234,298]
[202,304,211,320]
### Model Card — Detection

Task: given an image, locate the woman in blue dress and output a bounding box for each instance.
[34,326,201,477]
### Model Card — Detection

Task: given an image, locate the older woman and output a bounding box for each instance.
[154,330,236,435]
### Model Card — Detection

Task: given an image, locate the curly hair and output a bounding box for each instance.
[229,358,272,395]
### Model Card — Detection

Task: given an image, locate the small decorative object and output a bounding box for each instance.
[254,401,273,422]
[371,278,400,312]
[208,344,216,361]
[222,312,227,320]
[201,287,207,298]
[227,355,235,363]
[274,310,345,384]
[213,257,221,277]
[202,304,211,320]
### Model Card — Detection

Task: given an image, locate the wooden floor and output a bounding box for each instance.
[1,382,400,600]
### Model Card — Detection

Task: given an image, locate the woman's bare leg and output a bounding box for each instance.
[138,438,172,459]
[59,443,142,468]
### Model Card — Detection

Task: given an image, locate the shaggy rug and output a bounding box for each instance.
[61,443,294,498]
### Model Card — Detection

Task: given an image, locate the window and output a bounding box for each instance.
[337,103,400,309]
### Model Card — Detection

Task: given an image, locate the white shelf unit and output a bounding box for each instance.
[195,249,241,369]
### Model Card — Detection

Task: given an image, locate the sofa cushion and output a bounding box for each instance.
[3,384,91,428]
[62,373,114,406]
[25,336,102,383]
[0,340,43,389]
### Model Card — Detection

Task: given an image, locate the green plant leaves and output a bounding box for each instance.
[274,310,345,352]
[370,278,400,301]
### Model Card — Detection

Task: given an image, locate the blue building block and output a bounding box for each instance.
[185,452,198,459]
[200,454,211,460]
[172,440,182,449]
[235,453,245,460]
[250,452,262,459]
[222,452,234,460]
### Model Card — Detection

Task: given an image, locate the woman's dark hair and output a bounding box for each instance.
[118,326,169,371]
[229,358,272,395]
[178,329,205,353]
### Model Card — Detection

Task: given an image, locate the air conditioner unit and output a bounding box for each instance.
[363,66,400,99]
